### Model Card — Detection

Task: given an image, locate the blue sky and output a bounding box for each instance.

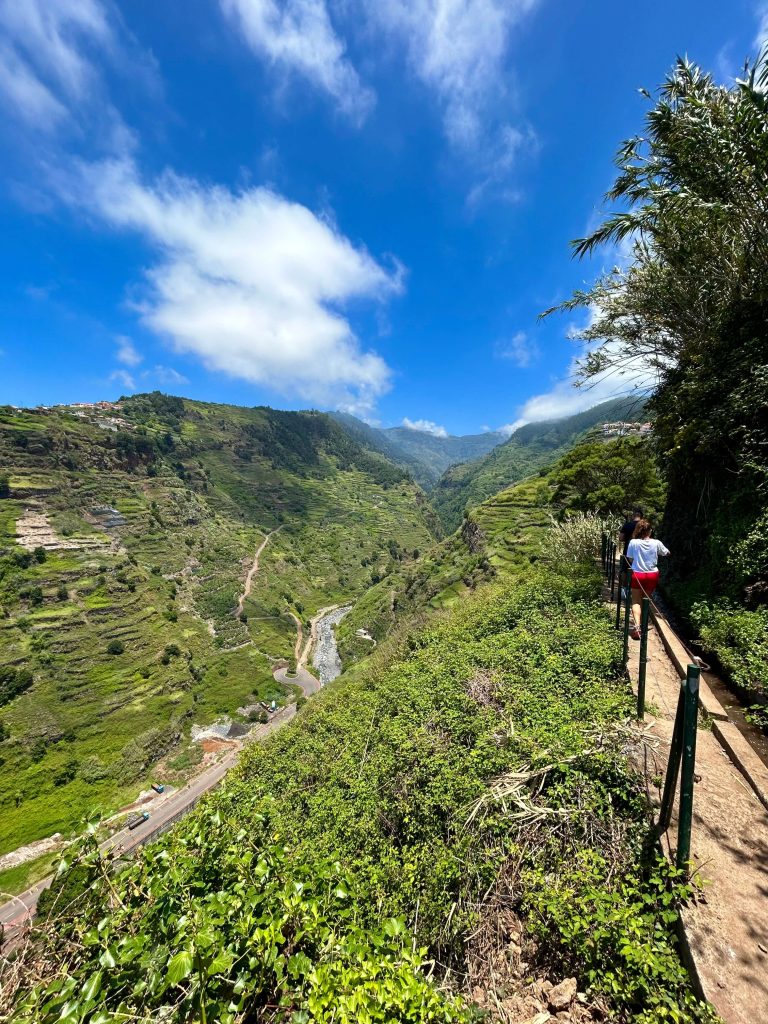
[0,1,763,436]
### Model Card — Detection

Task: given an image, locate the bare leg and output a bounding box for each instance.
[631,586,642,634]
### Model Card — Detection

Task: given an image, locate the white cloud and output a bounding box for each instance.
[0,0,111,130]
[146,365,190,387]
[498,336,657,436]
[221,0,374,123]
[370,0,538,182]
[115,336,143,367]
[61,157,400,414]
[496,329,538,367]
[402,416,448,437]
[110,368,136,391]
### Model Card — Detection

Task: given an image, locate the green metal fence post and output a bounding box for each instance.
[676,664,700,871]
[609,543,616,601]
[658,682,686,832]
[601,533,607,571]
[637,597,650,718]
[622,580,631,664]
[615,554,625,629]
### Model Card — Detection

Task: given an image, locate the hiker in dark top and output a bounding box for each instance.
[619,507,644,554]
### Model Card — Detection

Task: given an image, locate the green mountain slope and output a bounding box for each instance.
[432,396,648,529]
[14,472,709,1024]
[0,395,437,857]
[331,412,505,489]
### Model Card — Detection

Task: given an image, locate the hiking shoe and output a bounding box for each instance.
[630,628,641,641]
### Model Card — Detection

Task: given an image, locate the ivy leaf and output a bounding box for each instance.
[167,950,194,987]
[81,970,103,1003]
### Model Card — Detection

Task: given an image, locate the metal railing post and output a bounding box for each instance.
[676,664,700,871]
[601,533,607,571]
[637,597,649,718]
[615,554,625,629]
[622,581,631,664]
[609,543,616,601]
[658,682,686,832]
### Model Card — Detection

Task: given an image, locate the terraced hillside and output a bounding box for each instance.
[0,396,437,864]
[432,396,647,529]
[337,467,556,664]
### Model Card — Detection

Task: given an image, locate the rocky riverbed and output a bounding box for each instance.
[312,605,352,685]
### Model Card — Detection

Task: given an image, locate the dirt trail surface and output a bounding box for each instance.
[0,668,319,952]
[235,527,281,618]
[618,596,768,1023]
[288,611,303,663]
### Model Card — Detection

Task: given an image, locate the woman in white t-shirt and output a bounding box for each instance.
[626,519,670,640]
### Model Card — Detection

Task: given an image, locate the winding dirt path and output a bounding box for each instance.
[235,527,281,618]
[288,611,303,664]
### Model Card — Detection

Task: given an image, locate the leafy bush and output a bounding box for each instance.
[12,565,709,1023]
[541,511,615,565]
[523,851,717,1023]
[106,639,125,656]
[0,665,33,707]
[690,601,768,697]
[33,546,47,564]
[78,755,109,783]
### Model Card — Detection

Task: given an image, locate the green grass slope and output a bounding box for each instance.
[0,395,437,857]
[14,562,713,1024]
[337,467,555,664]
[432,396,647,530]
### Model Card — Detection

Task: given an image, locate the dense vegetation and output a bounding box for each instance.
[10,560,712,1023]
[0,397,436,870]
[550,54,768,704]
[432,397,647,530]
[339,436,658,663]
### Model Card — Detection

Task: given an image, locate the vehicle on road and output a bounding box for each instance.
[127,812,150,831]
[151,783,164,793]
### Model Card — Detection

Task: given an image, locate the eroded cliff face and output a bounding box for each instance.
[461,514,486,555]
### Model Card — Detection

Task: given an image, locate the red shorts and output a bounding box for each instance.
[631,571,659,596]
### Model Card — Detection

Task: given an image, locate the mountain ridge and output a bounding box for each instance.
[431,395,649,529]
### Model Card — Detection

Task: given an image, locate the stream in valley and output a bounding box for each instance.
[312,605,352,685]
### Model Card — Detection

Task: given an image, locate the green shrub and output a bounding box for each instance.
[690,601,768,697]
[33,546,47,564]
[0,666,33,707]
[12,564,709,1024]
[56,584,68,601]
[107,639,125,656]
[522,852,713,1022]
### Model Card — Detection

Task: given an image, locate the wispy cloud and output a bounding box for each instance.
[370,0,539,189]
[498,333,657,435]
[0,0,158,162]
[60,157,401,414]
[220,0,374,123]
[145,364,189,387]
[110,368,136,391]
[1,0,400,417]
[115,336,143,367]
[496,330,538,367]
[402,416,448,437]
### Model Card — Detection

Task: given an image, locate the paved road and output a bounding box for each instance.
[273,664,321,695]
[0,688,310,950]
[0,751,238,948]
